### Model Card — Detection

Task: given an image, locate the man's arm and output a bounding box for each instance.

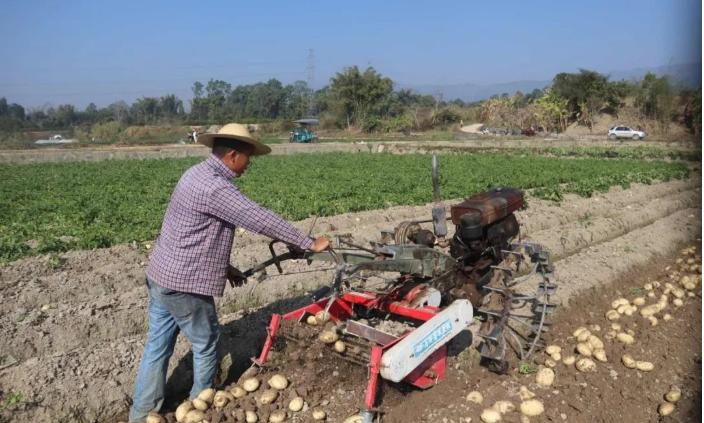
[208,185,314,250]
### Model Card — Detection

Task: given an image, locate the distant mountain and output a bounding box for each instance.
[403,62,701,102]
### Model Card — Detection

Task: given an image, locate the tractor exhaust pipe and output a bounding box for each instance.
[431,155,448,238]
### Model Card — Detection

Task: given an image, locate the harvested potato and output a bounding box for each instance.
[644,283,653,291]
[545,358,557,368]
[146,413,165,423]
[306,315,318,326]
[269,411,287,423]
[230,386,247,398]
[672,288,685,299]
[288,397,304,412]
[466,391,484,404]
[605,310,620,321]
[647,292,656,298]
[334,340,346,353]
[576,342,593,357]
[658,402,675,416]
[572,327,588,337]
[683,282,697,291]
[621,354,637,369]
[576,330,591,342]
[635,361,654,372]
[318,331,339,344]
[535,368,555,386]
[612,298,629,309]
[545,345,561,355]
[632,297,646,306]
[519,386,535,401]
[673,298,684,307]
[616,333,635,345]
[575,358,597,372]
[268,374,289,390]
[259,389,278,405]
[175,401,194,423]
[550,352,562,362]
[593,349,607,362]
[184,410,206,423]
[663,314,673,321]
[562,355,576,366]
[197,388,215,403]
[243,377,261,392]
[312,409,327,420]
[665,386,681,403]
[624,306,636,316]
[647,316,658,326]
[245,410,259,423]
[343,416,363,423]
[480,408,502,423]
[589,324,601,332]
[192,398,209,411]
[213,390,234,408]
[610,323,622,331]
[520,399,544,416]
[492,400,515,414]
[616,304,628,314]
[587,335,604,350]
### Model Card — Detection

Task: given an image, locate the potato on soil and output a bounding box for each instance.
[576,342,593,357]
[658,402,675,416]
[306,315,318,326]
[647,316,658,326]
[593,349,607,362]
[635,361,654,371]
[535,367,555,386]
[550,352,562,362]
[268,374,289,390]
[466,390,484,404]
[243,377,261,392]
[231,386,247,398]
[616,333,635,344]
[318,330,339,344]
[562,355,576,366]
[269,410,287,422]
[611,298,629,308]
[259,389,278,405]
[175,401,194,422]
[621,354,637,369]
[184,410,206,423]
[575,357,597,372]
[572,327,588,337]
[673,298,684,307]
[213,390,234,408]
[334,340,346,353]
[288,396,304,412]
[146,413,165,423]
[312,408,327,420]
[665,386,682,402]
[576,330,591,342]
[315,310,331,324]
[192,398,209,411]
[480,408,502,423]
[343,415,364,423]
[545,345,561,355]
[632,297,646,306]
[663,313,673,321]
[197,388,215,403]
[245,410,259,423]
[520,399,544,416]
[544,358,557,368]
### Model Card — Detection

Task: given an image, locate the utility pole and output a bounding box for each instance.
[306,48,315,117]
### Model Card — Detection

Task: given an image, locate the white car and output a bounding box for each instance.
[608,126,646,140]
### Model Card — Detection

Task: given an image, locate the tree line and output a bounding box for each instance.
[0,66,700,138]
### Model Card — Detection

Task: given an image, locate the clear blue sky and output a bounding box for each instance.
[1,0,700,108]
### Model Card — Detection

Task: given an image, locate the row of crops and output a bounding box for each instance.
[0,152,690,262]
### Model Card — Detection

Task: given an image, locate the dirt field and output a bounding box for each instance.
[0,173,701,422]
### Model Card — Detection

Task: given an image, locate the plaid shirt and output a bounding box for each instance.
[147,154,314,297]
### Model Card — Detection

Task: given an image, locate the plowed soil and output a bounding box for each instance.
[0,173,701,423]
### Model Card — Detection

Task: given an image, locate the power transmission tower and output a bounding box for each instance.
[306,49,315,117]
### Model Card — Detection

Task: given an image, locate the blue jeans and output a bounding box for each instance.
[129,278,220,423]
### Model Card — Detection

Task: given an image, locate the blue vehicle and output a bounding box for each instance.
[289,118,319,143]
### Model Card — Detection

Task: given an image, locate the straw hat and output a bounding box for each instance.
[197,123,271,156]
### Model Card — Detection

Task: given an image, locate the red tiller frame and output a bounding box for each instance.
[253,290,448,412]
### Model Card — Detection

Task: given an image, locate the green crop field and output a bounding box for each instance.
[0,152,689,262]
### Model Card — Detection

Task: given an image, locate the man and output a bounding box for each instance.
[129,123,329,422]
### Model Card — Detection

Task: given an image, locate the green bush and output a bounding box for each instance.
[90,122,123,143]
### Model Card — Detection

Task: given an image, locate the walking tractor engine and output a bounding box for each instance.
[244,156,556,421]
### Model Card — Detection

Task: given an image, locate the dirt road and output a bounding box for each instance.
[0,174,701,422]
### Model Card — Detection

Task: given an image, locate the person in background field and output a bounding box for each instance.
[128,123,330,422]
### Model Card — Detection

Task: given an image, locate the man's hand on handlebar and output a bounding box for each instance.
[310,236,330,253]
[227,265,248,287]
